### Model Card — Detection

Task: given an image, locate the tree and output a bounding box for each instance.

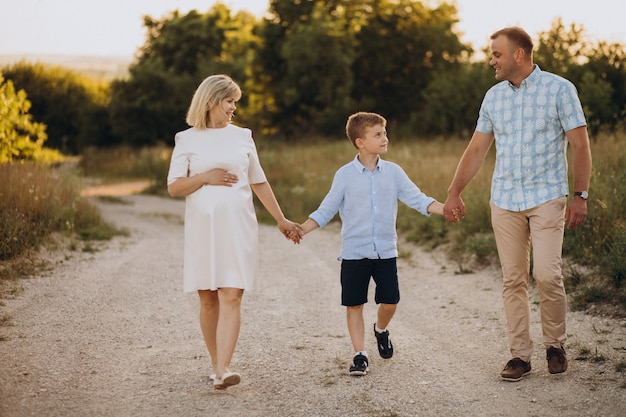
[1,62,111,153]
[350,0,470,125]
[578,71,615,134]
[535,18,588,78]
[108,5,258,146]
[418,61,495,136]
[259,1,357,135]
[581,40,626,130]
[535,19,626,131]
[0,75,53,163]
[109,69,196,147]
[257,0,470,137]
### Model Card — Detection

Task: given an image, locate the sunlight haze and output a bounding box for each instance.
[0,0,624,58]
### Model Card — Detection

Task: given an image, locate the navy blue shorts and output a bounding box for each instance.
[340,258,399,306]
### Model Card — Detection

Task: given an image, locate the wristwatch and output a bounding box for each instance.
[573,191,589,200]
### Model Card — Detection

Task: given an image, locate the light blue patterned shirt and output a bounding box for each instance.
[476,65,587,211]
[309,155,435,260]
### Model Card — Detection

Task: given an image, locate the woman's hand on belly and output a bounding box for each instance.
[198,168,239,187]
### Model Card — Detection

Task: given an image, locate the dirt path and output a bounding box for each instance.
[1,194,625,417]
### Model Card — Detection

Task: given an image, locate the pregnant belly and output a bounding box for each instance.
[188,185,251,215]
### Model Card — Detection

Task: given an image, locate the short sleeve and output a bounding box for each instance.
[246,130,267,184]
[166,133,190,185]
[558,81,587,132]
[475,90,494,134]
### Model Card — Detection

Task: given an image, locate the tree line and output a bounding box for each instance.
[2,0,625,156]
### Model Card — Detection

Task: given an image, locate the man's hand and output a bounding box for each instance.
[565,197,587,229]
[443,195,465,223]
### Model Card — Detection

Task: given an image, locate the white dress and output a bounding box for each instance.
[166,124,267,292]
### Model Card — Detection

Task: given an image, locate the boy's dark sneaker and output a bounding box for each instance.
[349,354,368,376]
[547,346,568,374]
[374,324,393,359]
[500,358,531,381]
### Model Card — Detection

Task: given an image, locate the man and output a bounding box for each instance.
[443,27,592,381]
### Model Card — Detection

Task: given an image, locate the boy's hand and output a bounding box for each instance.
[286,228,302,244]
[279,220,303,244]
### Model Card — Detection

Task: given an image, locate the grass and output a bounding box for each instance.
[574,345,608,363]
[255,136,496,253]
[78,145,170,193]
[0,161,125,291]
[2,129,625,314]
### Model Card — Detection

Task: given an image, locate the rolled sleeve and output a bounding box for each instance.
[309,173,344,228]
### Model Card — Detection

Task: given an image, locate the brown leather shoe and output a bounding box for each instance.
[500,358,531,381]
[547,346,568,374]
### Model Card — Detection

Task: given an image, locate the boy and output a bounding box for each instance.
[299,112,444,375]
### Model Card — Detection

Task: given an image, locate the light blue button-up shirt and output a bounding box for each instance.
[476,65,587,211]
[309,155,435,260]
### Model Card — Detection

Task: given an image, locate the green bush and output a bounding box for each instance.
[0,75,63,163]
[1,62,114,153]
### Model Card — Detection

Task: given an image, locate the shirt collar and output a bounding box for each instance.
[508,64,541,90]
[351,154,383,173]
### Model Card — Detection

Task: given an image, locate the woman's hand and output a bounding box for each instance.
[279,219,303,244]
[201,169,239,187]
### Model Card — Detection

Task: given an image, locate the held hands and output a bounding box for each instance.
[444,193,589,228]
[443,195,465,223]
[278,219,303,244]
[203,168,238,187]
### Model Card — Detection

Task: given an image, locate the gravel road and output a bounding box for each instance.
[1,193,625,417]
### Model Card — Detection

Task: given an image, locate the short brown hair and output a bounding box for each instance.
[491,27,534,57]
[345,112,387,149]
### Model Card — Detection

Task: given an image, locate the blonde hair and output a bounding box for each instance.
[345,112,387,149]
[186,74,242,128]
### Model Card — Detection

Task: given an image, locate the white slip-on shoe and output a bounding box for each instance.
[213,371,241,389]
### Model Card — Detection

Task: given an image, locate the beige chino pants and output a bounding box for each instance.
[490,197,568,362]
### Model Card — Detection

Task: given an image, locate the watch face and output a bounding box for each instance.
[581,191,589,199]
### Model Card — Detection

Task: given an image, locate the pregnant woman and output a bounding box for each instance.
[167,74,301,389]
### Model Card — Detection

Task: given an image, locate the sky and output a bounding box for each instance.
[0,0,625,58]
